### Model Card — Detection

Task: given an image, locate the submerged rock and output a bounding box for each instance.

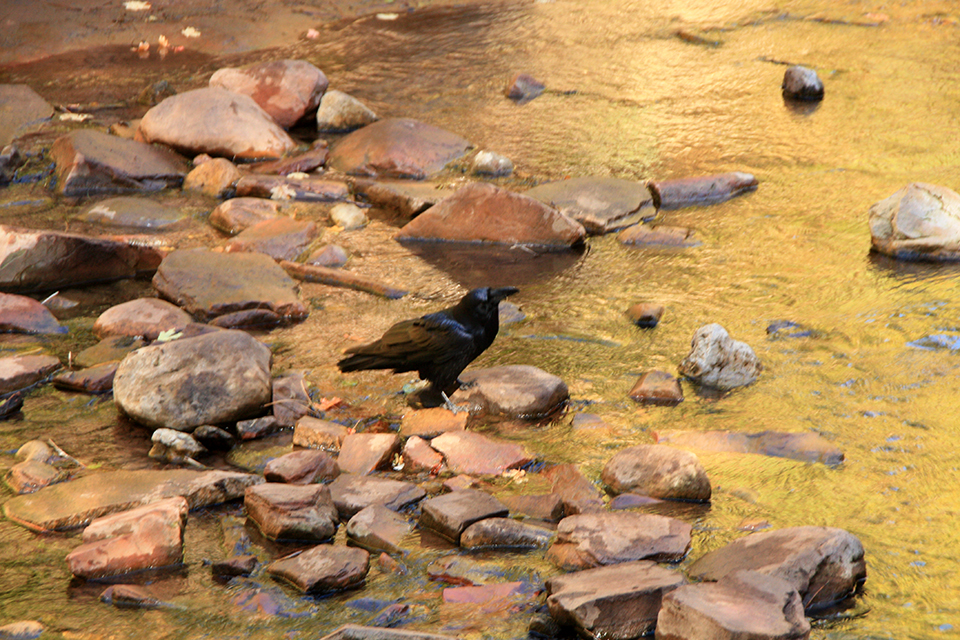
[601,444,710,502]
[505,73,545,102]
[350,178,451,219]
[628,370,683,406]
[209,59,328,128]
[625,302,664,327]
[113,329,272,431]
[397,182,586,249]
[5,460,67,494]
[225,217,318,261]
[868,183,960,261]
[655,429,844,465]
[267,544,369,595]
[782,65,824,101]
[524,176,655,235]
[316,90,378,132]
[0,354,61,394]
[50,129,187,196]
[51,362,118,394]
[80,197,186,230]
[618,223,701,247]
[678,323,762,390]
[328,118,470,179]
[138,87,297,160]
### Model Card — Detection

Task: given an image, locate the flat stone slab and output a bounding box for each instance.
[244,482,339,542]
[460,517,554,549]
[350,178,450,219]
[152,248,307,323]
[346,503,416,554]
[545,463,605,515]
[655,430,844,466]
[80,197,187,230]
[328,474,426,520]
[3,469,263,532]
[209,197,282,235]
[51,361,118,394]
[617,223,701,248]
[0,84,54,147]
[419,488,509,544]
[452,365,570,418]
[318,625,462,640]
[225,217,318,262]
[337,433,402,475]
[688,526,867,611]
[549,512,692,569]
[429,431,533,476]
[546,560,686,640]
[266,544,369,595]
[648,171,758,210]
[0,354,61,394]
[399,407,467,439]
[524,176,654,235]
[293,416,349,450]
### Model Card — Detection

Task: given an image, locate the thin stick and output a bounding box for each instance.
[279,260,408,299]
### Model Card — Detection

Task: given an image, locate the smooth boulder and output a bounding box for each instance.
[316,90,378,132]
[0,293,65,334]
[93,298,192,341]
[451,364,570,418]
[868,183,960,261]
[678,324,762,390]
[549,512,692,569]
[209,59,328,128]
[601,444,711,502]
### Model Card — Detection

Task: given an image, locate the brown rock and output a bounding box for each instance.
[452,364,570,418]
[781,65,824,101]
[236,415,283,441]
[80,197,186,230]
[248,143,328,175]
[5,460,66,494]
[0,354,61,394]
[401,436,445,474]
[524,176,655,235]
[550,512,692,569]
[648,171,758,210]
[601,444,710,502]
[293,416,349,450]
[337,433,401,475]
[505,73,545,102]
[209,60,329,128]
[50,129,187,197]
[305,244,348,268]
[182,157,241,197]
[225,217,318,262]
[272,372,311,428]
[545,463,605,514]
[501,493,565,522]
[626,302,664,327]
[234,173,349,202]
[399,407,468,439]
[628,370,683,406]
[264,449,339,484]
[397,183,585,249]
[316,90,378,133]
[328,118,470,179]
[0,293,66,334]
[100,584,167,609]
[244,482,339,542]
[419,488,509,544]
[460,517,554,549]
[328,474,426,520]
[443,581,526,605]
[209,197,282,235]
[93,298,192,341]
[345,503,415,554]
[349,178,451,219]
[617,223,701,247]
[267,544,369,595]
[430,431,533,476]
[0,85,54,147]
[51,362,118,394]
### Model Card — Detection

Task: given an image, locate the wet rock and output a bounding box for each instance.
[100,584,169,609]
[76,336,146,368]
[626,302,664,327]
[688,526,866,611]
[193,425,236,452]
[337,433,402,475]
[430,431,533,476]
[244,482,339,541]
[236,415,283,440]
[113,328,272,431]
[346,503,416,554]
[766,320,817,339]
[293,416,349,450]
[657,570,811,640]
[548,512,692,570]
[0,294,65,334]
[234,173,350,202]
[452,364,570,418]
[330,202,368,229]
[546,560,686,640]
[3,468,261,532]
[210,60,328,128]
[427,555,505,586]
[525,176,655,235]
[0,354,61,394]
[0,620,44,640]
[211,554,258,579]
[472,150,513,177]
[317,625,460,640]
[328,118,470,179]
[15,440,54,463]
[397,182,586,249]
[183,157,242,197]
[402,435,445,474]
[678,323,762,390]
[618,223,701,247]
[868,183,960,261]
[149,428,207,465]
[328,474,426,520]
[443,581,527,606]
[601,444,710,502]
[545,463,605,515]
[137,80,176,106]
[501,493,565,522]
[139,87,297,160]
[609,494,663,510]
[248,142,329,175]
[0,84,54,147]
[272,372,311,427]
[93,297,192,341]
[266,544,369,594]
[0,225,163,293]
[460,517,554,549]
[505,73,545,102]
[50,129,187,197]
[51,362,118,394]
[209,197,282,235]
[655,430,844,465]
[0,391,23,418]
[782,65,824,101]
[306,244,349,268]
[152,248,307,323]
[399,407,468,438]
[264,449,339,484]
[225,217,318,261]
[0,143,22,185]
[648,172,758,210]
[80,197,187,230]
[66,497,188,579]
[628,370,683,406]
[419,488,509,544]
[316,90,379,132]
[350,178,451,219]
[5,460,66,494]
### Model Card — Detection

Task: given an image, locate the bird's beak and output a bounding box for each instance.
[491,286,519,302]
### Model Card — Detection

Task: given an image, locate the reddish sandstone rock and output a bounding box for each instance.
[655,430,844,466]
[293,416,349,450]
[328,474,426,520]
[397,183,585,249]
[545,463,605,515]
[345,503,415,555]
[51,362,118,394]
[601,444,711,502]
[501,493,565,523]
[628,370,683,406]
[182,157,241,197]
[402,436,445,474]
[209,198,282,235]
[225,217,318,262]
[233,173,349,202]
[443,581,526,605]
[419,488,508,544]
[0,354,61,394]
[5,460,66,494]
[93,298,192,341]
[460,517,554,549]
[548,512,692,570]
[266,544,369,595]
[399,407,468,438]
[648,171,758,210]
[244,482,339,542]
[316,90,378,133]
[209,60,328,128]
[429,431,532,476]
[524,176,655,235]
[336,433,401,475]
[0,293,65,334]
[264,449,339,484]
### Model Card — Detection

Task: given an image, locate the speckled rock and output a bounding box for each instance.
[678,324,762,390]
[601,444,710,502]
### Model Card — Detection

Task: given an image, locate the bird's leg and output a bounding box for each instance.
[441,392,470,415]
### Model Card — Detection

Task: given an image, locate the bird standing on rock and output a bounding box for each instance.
[337,286,519,408]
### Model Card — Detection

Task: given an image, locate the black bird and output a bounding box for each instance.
[337,286,519,407]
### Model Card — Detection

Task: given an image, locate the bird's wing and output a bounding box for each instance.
[339,314,473,373]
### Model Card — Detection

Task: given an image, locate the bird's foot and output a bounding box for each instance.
[441,392,471,415]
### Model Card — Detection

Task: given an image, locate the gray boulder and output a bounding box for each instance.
[601,444,711,502]
[868,183,960,261]
[316,90,378,132]
[451,364,570,418]
[678,324,762,390]
[525,176,654,235]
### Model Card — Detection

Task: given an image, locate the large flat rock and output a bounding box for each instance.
[3,469,263,532]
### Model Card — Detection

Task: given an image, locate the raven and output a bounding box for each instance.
[337,286,519,407]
